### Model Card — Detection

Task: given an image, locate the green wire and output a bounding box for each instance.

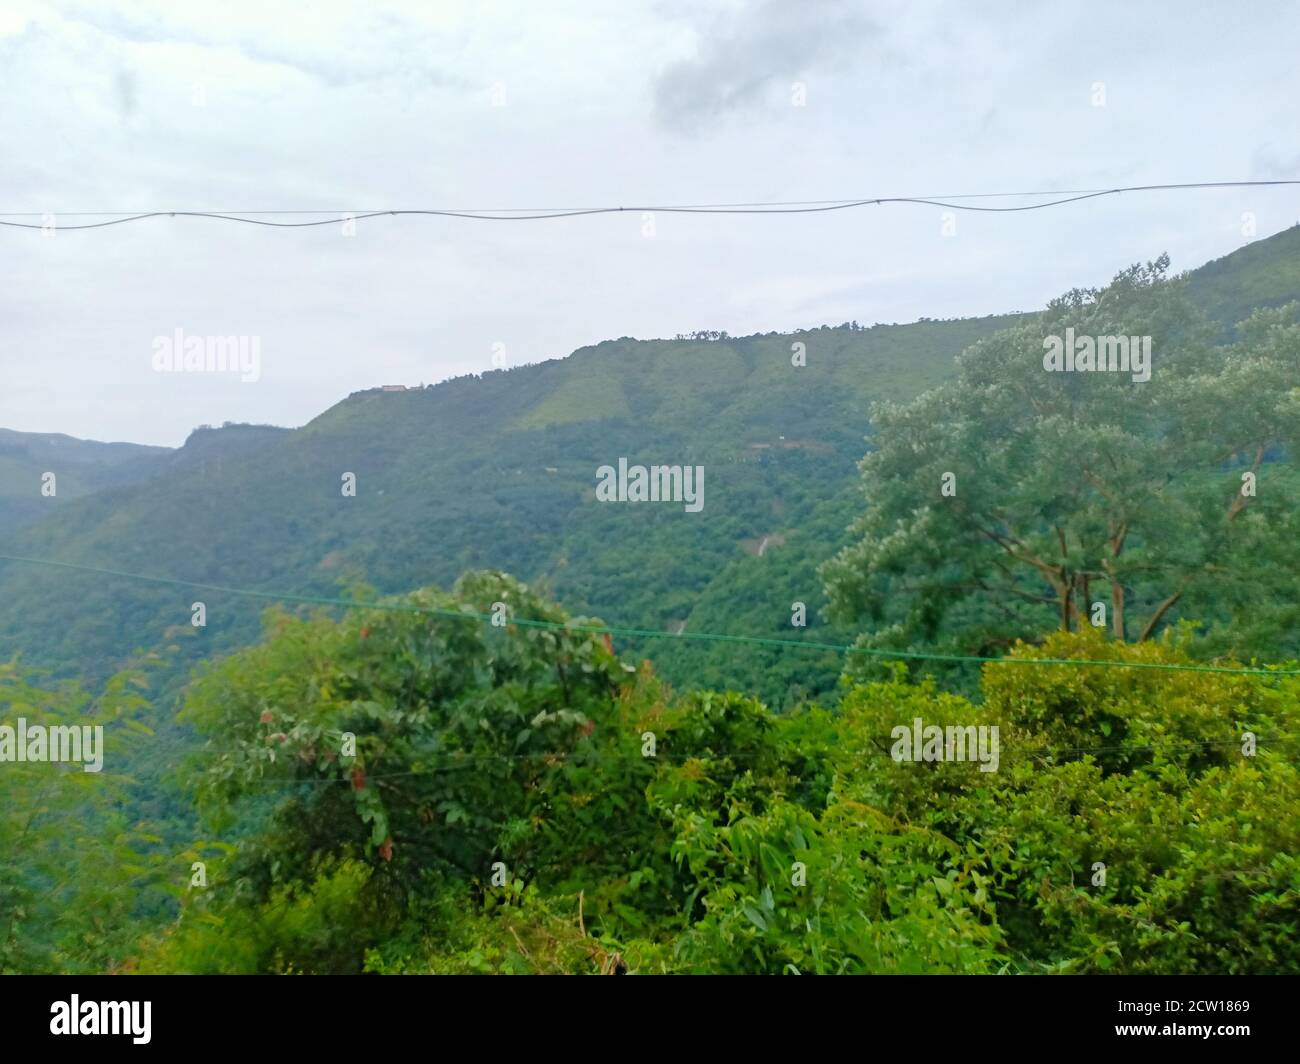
[1,552,1296,678]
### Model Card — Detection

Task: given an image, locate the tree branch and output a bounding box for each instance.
[1138,589,1184,642]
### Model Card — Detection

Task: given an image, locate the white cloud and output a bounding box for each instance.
[2,0,1299,444]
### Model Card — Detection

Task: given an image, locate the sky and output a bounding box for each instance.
[2,0,1298,446]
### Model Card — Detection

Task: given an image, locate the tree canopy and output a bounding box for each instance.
[823,260,1300,676]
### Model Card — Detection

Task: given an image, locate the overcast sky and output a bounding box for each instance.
[2,0,1298,446]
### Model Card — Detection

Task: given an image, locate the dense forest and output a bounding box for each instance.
[3,230,1300,974]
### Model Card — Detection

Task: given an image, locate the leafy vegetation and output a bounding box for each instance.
[824,258,1300,683]
[84,583,1298,974]
[0,660,165,972]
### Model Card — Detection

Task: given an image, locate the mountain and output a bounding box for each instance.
[1186,223,1300,335]
[0,429,171,533]
[1,227,1298,712]
[0,313,1024,706]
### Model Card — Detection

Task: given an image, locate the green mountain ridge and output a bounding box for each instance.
[0,428,172,533]
[0,313,1026,705]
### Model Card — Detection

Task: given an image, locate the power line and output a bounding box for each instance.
[1,180,1296,231]
[0,189,1185,214]
[2,551,1296,678]
[0,188,1223,215]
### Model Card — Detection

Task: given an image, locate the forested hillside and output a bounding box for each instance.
[0,428,170,533]
[0,312,1028,709]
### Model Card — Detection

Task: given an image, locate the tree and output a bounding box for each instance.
[821,257,1300,670]
[0,662,158,973]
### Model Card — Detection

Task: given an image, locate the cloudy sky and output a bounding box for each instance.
[2,0,1298,446]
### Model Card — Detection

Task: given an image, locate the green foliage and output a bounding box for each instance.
[824,260,1300,678]
[121,586,1300,975]
[840,629,1300,972]
[139,856,387,974]
[0,661,166,973]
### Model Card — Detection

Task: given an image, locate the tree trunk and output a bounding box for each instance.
[1104,523,1128,641]
[1059,576,1073,632]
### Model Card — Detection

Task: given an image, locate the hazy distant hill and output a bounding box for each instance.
[1,227,1297,710]
[0,429,172,533]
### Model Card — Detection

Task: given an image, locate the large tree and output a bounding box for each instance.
[822,257,1300,670]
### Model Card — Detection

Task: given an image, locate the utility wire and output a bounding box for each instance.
[0,188,1201,214]
[1,180,1296,231]
[2,551,1296,678]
